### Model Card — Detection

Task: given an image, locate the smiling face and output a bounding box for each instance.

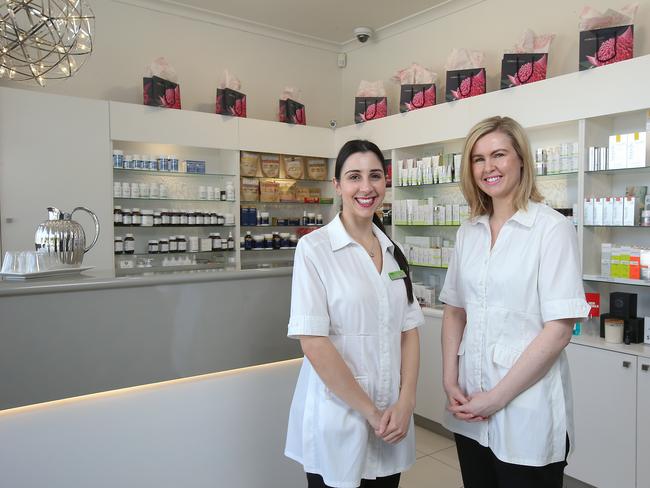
[470,130,523,208]
[333,151,386,223]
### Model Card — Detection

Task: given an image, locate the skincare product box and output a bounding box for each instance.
[593,197,604,225]
[623,196,639,226]
[601,243,612,277]
[608,134,627,170]
[603,197,614,225]
[613,197,625,225]
[584,198,594,225]
[627,132,647,168]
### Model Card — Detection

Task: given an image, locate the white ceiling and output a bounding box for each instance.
[161,0,452,43]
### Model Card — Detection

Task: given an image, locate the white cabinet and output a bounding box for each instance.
[566,343,637,488]
[415,313,445,424]
[0,87,113,269]
[638,358,650,488]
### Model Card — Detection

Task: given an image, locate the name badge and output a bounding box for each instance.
[388,270,407,281]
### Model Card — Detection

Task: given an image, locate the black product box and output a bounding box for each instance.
[355,97,388,123]
[599,313,644,343]
[610,292,637,319]
[216,88,247,117]
[279,99,306,125]
[399,84,436,112]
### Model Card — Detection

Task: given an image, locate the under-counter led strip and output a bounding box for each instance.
[0,358,302,417]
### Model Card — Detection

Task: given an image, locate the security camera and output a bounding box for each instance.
[329,119,337,129]
[353,27,373,43]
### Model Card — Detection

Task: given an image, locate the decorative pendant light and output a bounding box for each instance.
[0,0,95,86]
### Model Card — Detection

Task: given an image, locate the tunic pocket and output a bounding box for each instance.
[492,342,523,369]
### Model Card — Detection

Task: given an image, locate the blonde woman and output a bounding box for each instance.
[439,116,590,488]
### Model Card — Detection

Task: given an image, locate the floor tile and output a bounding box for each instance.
[414,426,455,455]
[430,445,461,471]
[401,456,463,488]
[415,449,429,459]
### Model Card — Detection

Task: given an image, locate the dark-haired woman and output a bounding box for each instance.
[285,140,423,488]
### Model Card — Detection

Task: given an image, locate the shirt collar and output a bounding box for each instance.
[328,213,394,254]
[469,200,540,228]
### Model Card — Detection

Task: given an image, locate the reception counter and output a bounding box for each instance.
[0,268,300,410]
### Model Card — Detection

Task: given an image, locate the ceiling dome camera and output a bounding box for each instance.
[353,27,373,43]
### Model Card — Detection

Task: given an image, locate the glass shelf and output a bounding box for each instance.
[394,181,458,188]
[241,261,294,270]
[241,248,296,252]
[536,172,578,179]
[585,167,650,176]
[114,224,236,228]
[114,169,235,177]
[241,201,334,205]
[241,224,324,229]
[584,225,650,229]
[409,263,448,269]
[115,197,236,203]
[245,176,330,183]
[117,250,235,257]
[115,263,235,276]
[583,274,650,287]
[394,224,461,227]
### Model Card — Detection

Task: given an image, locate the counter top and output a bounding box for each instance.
[0,267,293,297]
[570,333,650,360]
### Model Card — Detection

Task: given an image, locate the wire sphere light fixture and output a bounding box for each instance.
[0,0,95,86]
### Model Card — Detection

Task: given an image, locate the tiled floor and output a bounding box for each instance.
[400,426,463,488]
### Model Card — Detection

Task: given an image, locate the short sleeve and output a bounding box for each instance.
[438,226,465,308]
[538,219,591,322]
[287,240,331,338]
[402,297,425,332]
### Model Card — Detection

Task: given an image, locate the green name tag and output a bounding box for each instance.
[388,270,407,281]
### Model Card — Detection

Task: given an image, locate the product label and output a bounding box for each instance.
[388,270,407,281]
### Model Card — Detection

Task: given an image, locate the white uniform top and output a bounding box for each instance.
[285,214,424,488]
[439,201,590,466]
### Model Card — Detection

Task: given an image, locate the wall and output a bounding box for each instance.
[0,359,305,488]
[0,0,341,128]
[339,0,650,125]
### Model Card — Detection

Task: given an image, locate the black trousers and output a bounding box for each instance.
[306,472,400,488]
[454,433,569,488]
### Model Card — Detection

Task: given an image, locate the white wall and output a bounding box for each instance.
[339,0,650,125]
[0,359,305,488]
[0,0,341,128]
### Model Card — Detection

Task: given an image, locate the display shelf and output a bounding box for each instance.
[114,169,236,178]
[115,197,236,203]
[241,261,294,270]
[583,275,650,287]
[537,172,578,179]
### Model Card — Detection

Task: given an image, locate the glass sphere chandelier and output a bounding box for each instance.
[0,0,95,86]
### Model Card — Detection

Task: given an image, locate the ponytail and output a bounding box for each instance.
[373,213,414,304]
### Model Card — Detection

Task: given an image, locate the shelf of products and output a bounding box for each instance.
[239,151,336,265]
[112,142,239,274]
[583,275,650,287]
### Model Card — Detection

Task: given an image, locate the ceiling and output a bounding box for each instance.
[162,0,452,43]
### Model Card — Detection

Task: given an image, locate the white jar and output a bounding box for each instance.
[113,182,122,198]
[605,319,624,344]
[199,186,207,200]
[131,182,140,199]
[122,182,131,198]
[207,186,215,200]
[139,182,150,198]
[150,182,160,199]
[141,210,154,227]
[159,183,168,199]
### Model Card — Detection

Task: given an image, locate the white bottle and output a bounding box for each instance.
[226,181,235,201]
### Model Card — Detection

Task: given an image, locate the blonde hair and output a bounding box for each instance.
[459,116,543,218]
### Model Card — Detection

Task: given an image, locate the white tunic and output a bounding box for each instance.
[285,214,424,488]
[439,201,590,466]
